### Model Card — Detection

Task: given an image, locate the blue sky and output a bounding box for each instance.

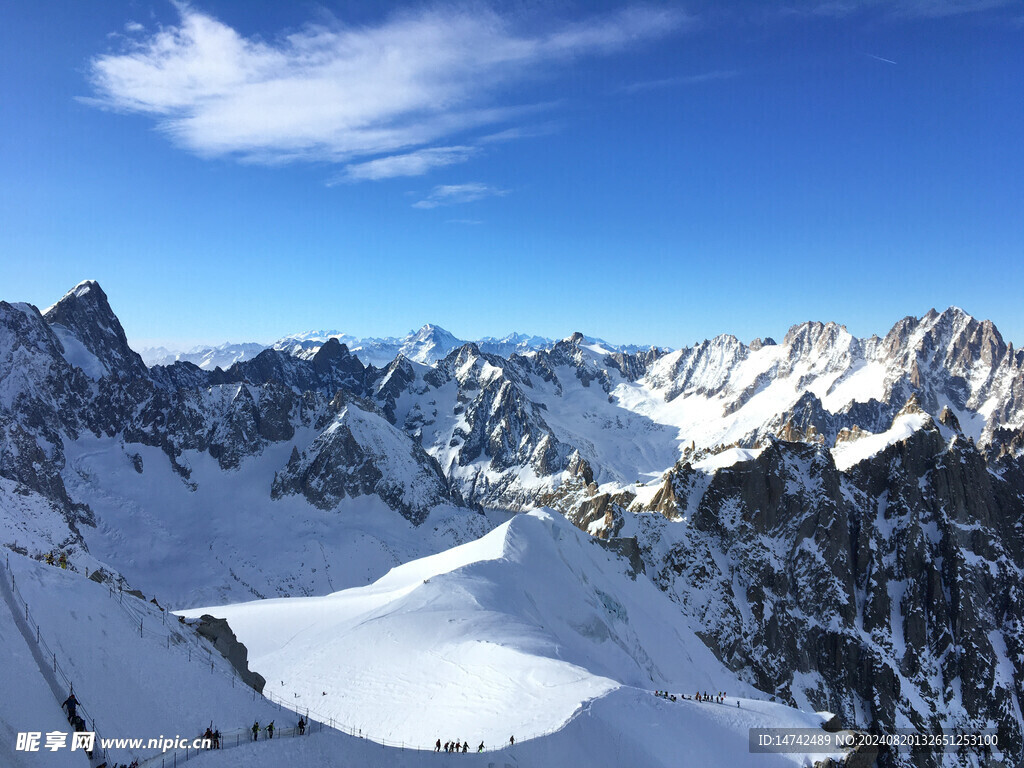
[1,0,1022,349]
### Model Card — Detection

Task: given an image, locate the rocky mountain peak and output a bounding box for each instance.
[938,405,962,431]
[42,280,146,379]
[748,337,776,351]
[311,336,364,378]
[895,392,925,418]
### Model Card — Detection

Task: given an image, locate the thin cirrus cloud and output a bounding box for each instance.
[412,183,508,209]
[85,4,686,182]
[620,69,738,94]
[336,146,479,183]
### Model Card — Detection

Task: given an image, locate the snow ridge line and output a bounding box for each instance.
[1,552,108,767]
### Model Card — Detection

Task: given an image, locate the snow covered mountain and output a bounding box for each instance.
[139,341,267,370]
[2,279,1023,768]
[272,326,654,367]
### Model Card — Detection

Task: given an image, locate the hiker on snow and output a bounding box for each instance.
[267,721,274,739]
[62,693,79,720]
[435,739,441,752]
[251,721,259,741]
[298,718,305,735]
[478,742,484,752]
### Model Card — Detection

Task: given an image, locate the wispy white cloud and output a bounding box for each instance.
[413,183,508,209]
[85,4,686,169]
[477,123,561,144]
[336,146,478,182]
[620,70,738,94]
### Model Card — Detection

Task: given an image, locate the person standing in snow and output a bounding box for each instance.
[213,729,220,749]
[509,735,515,747]
[62,692,79,721]
[478,742,484,752]
[267,721,274,739]
[298,718,305,736]
[462,741,468,753]
[435,739,441,752]
[251,721,259,741]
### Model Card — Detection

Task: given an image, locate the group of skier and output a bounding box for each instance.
[434,735,514,753]
[250,717,306,741]
[695,691,728,704]
[251,720,275,740]
[202,726,222,748]
[654,689,736,706]
[436,739,470,753]
[45,551,69,569]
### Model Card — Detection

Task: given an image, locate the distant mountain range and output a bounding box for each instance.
[139,326,659,370]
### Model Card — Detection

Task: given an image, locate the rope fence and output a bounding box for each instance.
[3,551,110,767]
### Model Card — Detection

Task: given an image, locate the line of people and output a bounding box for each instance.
[434,735,514,753]
[250,717,306,741]
[61,692,90,749]
[654,689,736,706]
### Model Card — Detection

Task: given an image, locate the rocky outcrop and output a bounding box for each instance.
[271,399,461,524]
[194,615,266,693]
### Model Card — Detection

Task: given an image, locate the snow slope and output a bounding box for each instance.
[0,564,86,768]
[184,688,841,768]
[181,510,843,765]
[1,553,283,766]
[59,434,498,608]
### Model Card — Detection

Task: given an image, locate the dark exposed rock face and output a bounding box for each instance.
[271,398,461,524]
[629,428,1024,768]
[195,614,266,693]
[43,281,148,380]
